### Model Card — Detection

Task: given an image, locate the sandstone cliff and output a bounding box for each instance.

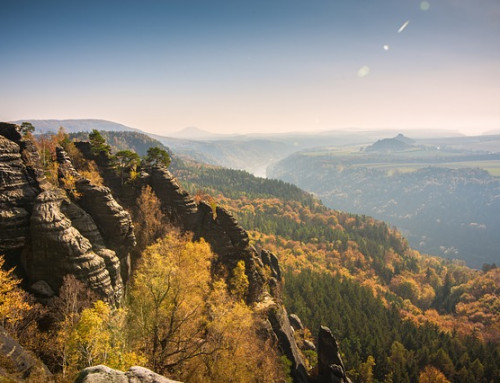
[0,123,133,302]
[0,123,350,383]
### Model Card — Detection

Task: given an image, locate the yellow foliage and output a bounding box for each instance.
[418,365,450,383]
[126,233,285,382]
[0,256,32,332]
[229,260,249,301]
[60,174,82,199]
[79,161,103,186]
[133,185,165,248]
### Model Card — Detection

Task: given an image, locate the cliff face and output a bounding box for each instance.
[0,125,45,269]
[0,123,132,302]
[79,152,348,383]
[26,189,123,303]
[0,123,349,383]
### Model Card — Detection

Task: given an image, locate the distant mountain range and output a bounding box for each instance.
[10,119,492,177]
[9,119,141,133]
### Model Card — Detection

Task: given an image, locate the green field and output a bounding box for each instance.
[298,146,500,177]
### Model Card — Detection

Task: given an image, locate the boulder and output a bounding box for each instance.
[74,365,181,383]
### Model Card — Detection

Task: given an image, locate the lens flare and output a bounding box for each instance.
[357,66,370,77]
[398,20,410,33]
[420,1,430,11]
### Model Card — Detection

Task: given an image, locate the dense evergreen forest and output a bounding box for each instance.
[285,269,499,383]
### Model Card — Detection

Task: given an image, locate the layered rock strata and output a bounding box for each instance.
[0,124,130,302]
[0,124,45,267]
[57,147,136,281]
[25,189,123,302]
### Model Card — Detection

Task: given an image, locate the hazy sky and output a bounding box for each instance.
[1,0,499,135]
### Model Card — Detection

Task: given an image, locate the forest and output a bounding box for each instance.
[171,152,500,382]
[1,128,498,382]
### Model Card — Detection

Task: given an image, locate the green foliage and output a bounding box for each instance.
[145,146,171,168]
[283,268,500,382]
[69,131,170,157]
[114,150,141,184]
[173,163,318,208]
[88,129,111,156]
[279,355,293,383]
[20,121,35,136]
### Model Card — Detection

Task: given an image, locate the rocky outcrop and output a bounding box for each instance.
[261,249,282,281]
[25,189,123,302]
[68,138,352,383]
[149,166,198,230]
[316,326,350,383]
[0,325,54,381]
[75,365,182,383]
[267,305,309,383]
[0,124,44,267]
[289,313,304,331]
[57,146,136,283]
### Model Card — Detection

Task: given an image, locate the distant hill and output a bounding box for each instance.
[483,129,500,135]
[9,119,140,134]
[169,126,220,140]
[365,134,414,152]
[269,147,500,268]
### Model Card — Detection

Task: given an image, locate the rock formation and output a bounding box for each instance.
[0,124,131,303]
[267,305,309,383]
[75,365,182,383]
[0,123,46,270]
[0,123,352,383]
[316,326,350,383]
[57,147,136,281]
[26,189,123,302]
[0,325,54,382]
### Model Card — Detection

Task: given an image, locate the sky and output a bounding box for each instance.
[1,0,500,136]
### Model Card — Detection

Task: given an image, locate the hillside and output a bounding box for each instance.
[268,145,500,268]
[365,134,414,152]
[171,158,500,382]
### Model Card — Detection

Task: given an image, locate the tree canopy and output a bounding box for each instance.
[145,146,171,168]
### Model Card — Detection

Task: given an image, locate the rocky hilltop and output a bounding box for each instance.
[0,123,349,383]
